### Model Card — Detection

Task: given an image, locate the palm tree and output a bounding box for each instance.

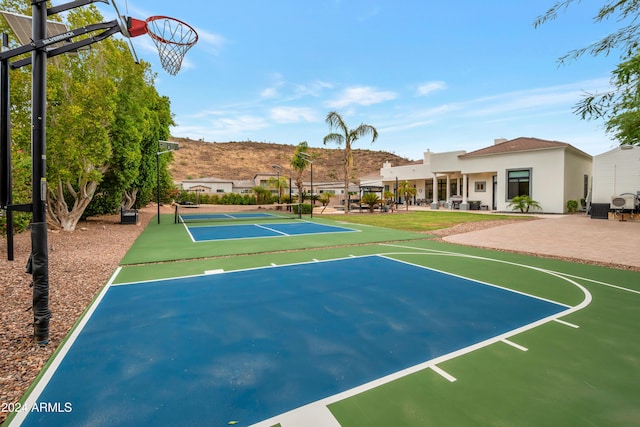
[398,180,417,211]
[507,195,542,213]
[290,141,311,204]
[266,176,288,204]
[251,186,271,204]
[323,111,378,213]
[360,192,381,213]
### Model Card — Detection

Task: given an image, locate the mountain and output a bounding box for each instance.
[168,138,416,182]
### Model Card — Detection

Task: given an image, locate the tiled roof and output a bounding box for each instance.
[181,177,233,183]
[459,137,571,158]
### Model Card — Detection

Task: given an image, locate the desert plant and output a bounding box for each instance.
[508,195,542,213]
[360,193,381,213]
[566,199,579,213]
[398,180,417,210]
[318,192,332,207]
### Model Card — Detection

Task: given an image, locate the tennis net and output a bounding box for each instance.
[175,203,303,224]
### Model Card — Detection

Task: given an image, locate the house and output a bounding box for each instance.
[180,177,234,194]
[591,145,640,216]
[380,137,593,214]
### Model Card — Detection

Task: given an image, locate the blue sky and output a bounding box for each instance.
[97,1,626,159]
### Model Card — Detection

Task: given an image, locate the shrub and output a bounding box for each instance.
[293,203,313,215]
[360,193,381,212]
[566,199,578,213]
[0,212,31,236]
[507,195,541,213]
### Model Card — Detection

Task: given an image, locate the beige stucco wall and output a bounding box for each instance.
[592,146,640,204]
[379,146,592,213]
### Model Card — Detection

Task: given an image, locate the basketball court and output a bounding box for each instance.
[8,252,583,426]
[184,221,358,242]
[4,212,640,426]
[2,2,639,426]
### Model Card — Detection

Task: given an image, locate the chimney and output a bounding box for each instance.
[494,138,508,145]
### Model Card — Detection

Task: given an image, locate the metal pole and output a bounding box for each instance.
[1,33,13,261]
[31,0,51,345]
[157,150,160,224]
[310,162,313,218]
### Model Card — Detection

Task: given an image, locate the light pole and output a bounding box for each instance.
[300,153,313,218]
[272,164,281,204]
[157,142,178,224]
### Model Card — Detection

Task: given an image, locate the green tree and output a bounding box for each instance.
[290,142,311,203]
[266,175,288,203]
[252,186,271,204]
[398,180,417,211]
[535,1,640,145]
[0,3,173,229]
[323,111,378,213]
[581,55,640,146]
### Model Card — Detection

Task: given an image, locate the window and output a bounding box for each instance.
[425,181,433,199]
[507,169,531,199]
[437,179,447,201]
[583,174,589,199]
[475,181,486,192]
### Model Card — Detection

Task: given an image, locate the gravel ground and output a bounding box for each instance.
[0,212,619,423]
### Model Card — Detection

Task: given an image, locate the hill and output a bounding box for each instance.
[168,137,416,182]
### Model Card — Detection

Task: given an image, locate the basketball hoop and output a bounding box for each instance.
[127,16,198,76]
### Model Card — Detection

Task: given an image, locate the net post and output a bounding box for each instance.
[174,204,179,224]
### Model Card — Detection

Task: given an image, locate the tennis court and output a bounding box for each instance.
[5,213,640,427]
[184,221,358,242]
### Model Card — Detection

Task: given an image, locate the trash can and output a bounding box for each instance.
[120,208,138,224]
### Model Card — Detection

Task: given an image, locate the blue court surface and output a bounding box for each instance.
[180,212,288,221]
[14,256,569,427]
[186,221,358,242]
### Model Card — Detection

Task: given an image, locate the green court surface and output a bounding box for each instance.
[119,214,427,264]
[11,213,640,427]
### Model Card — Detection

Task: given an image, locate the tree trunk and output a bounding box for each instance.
[122,189,138,210]
[344,149,351,214]
[47,178,99,231]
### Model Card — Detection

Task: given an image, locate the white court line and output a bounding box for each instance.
[252,252,588,427]
[380,242,640,297]
[430,365,457,382]
[502,338,528,352]
[255,223,290,236]
[182,221,197,242]
[554,318,579,328]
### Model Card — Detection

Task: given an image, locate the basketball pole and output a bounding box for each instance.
[0,1,197,345]
[31,0,52,345]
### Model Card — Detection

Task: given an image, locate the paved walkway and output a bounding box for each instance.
[443,214,640,270]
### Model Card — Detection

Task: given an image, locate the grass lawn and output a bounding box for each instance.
[331,210,528,232]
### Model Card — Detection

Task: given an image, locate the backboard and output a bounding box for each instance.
[159,140,179,151]
[1,11,73,50]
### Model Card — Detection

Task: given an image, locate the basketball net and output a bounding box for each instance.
[128,16,198,76]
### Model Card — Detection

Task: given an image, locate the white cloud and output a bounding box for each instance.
[294,80,334,97]
[327,86,397,108]
[269,107,319,123]
[193,29,227,55]
[261,87,279,98]
[416,81,447,96]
